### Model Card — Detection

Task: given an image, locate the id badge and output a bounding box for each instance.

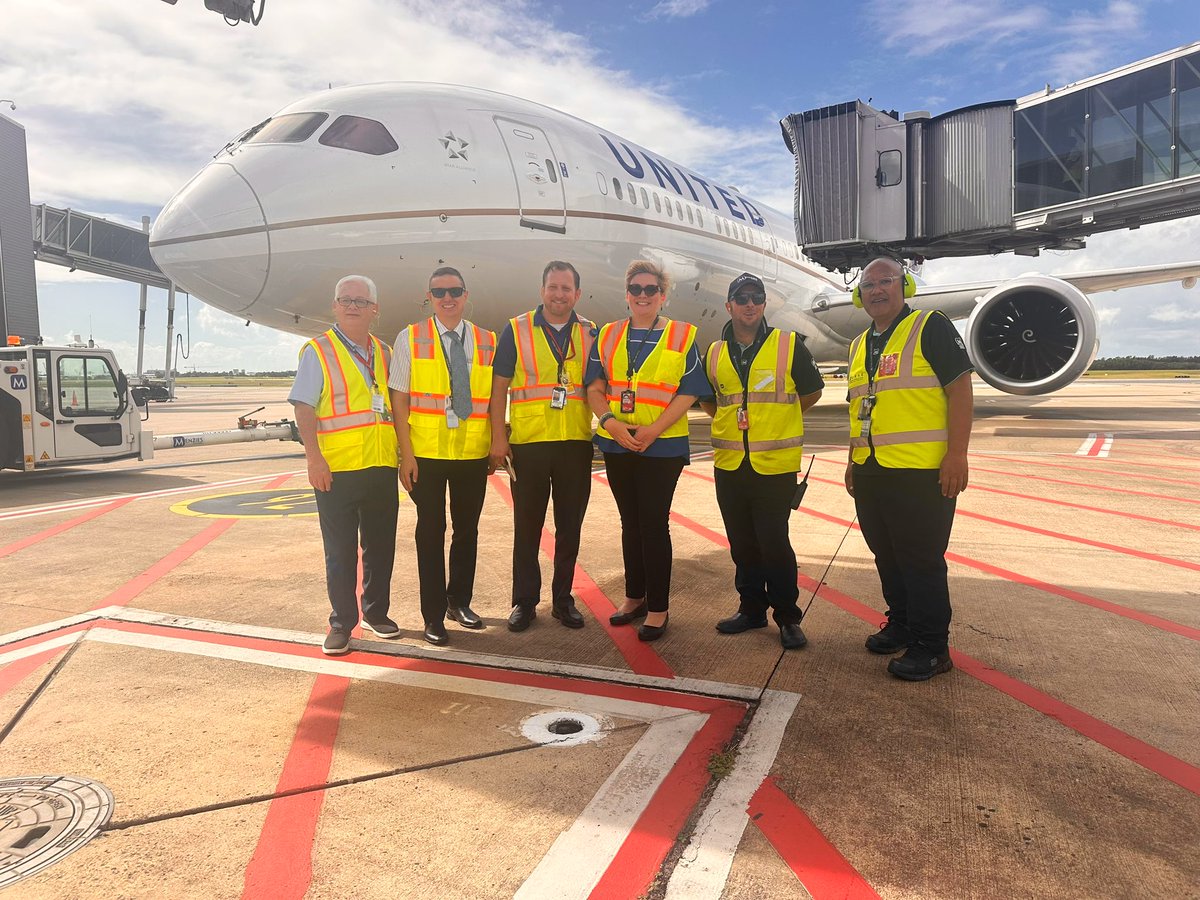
[446,407,460,429]
[736,407,750,431]
[620,389,636,414]
[550,386,567,410]
[371,391,386,414]
[858,394,876,420]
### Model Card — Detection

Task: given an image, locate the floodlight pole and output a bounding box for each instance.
[164,282,176,399]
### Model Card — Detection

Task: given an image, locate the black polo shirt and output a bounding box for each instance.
[706,320,825,399]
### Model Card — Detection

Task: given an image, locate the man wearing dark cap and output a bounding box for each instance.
[700,273,824,649]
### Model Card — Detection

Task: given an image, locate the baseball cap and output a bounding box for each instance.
[727,272,765,300]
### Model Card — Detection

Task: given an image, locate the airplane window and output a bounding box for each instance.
[666,199,673,217]
[686,206,694,225]
[318,116,399,155]
[244,113,329,145]
[628,183,636,205]
[613,178,624,200]
[640,187,649,208]
[675,201,683,220]
[546,160,558,183]
[653,194,662,213]
[597,173,608,195]
[696,210,703,228]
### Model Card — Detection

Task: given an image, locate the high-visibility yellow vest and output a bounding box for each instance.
[706,329,804,474]
[847,309,947,468]
[407,317,496,460]
[595,318,697,441]
[508,310,596,444]
[304,329,398,472]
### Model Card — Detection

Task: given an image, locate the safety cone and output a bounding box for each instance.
[71,390,78,407]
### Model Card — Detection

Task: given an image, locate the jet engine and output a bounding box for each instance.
[963,275,1100,395]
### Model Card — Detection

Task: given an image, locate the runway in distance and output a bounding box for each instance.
[149,83,1200,395]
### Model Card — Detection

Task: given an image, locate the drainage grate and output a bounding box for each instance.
[521,711,606,747]
[0,775,114,889]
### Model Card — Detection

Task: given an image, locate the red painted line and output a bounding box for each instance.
[972,453,1199,487]
[0,645,69,702]
[488,474,674,678]
[0,622,94,655]
[669,510,1200,797]
[1080,434,1105,457]
[590,703,746,899]
[748,777,881,900]
[0,498,134,560]
[241,673,349,900]
[952,482,1200,532]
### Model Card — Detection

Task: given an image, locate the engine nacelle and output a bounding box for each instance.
[964,275,1099,395]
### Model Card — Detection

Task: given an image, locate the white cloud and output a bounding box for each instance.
[1148,302,1200,323]
[646,0,714,18]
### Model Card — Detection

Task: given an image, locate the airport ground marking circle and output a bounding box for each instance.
[170,487,320,518]
[0,775,115,889]
[521,710,607,747]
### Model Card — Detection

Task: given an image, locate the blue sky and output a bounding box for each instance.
[4,0,1198,371]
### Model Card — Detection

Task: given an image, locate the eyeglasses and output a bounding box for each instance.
[429,286,465,299]
[732,292,766,306]
[335,297,374,309]
[626,283,662,297]
[858,276,899,292]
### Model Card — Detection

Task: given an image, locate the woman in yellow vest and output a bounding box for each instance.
[584,260,708,641]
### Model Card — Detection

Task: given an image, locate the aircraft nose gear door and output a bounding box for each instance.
[494,117,567,234]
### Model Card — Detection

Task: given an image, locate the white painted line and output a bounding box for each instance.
[664,690,801,900]
[0,470,303,521]
[0,632,83,666]
[514,713,706,900]
[102,607,763,701]
[0,612,101,648]
[1074,433,1114,458]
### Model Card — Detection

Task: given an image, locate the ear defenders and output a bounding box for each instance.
[851,268,917,307]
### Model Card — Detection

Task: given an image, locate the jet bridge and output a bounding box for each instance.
[781,42,1200,272]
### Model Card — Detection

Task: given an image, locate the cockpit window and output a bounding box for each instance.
[318,115,399,155]
[244,113,329,145]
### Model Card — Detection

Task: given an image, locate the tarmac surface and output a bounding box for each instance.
[1,377,1197,899]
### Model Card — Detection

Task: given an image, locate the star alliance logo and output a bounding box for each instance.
[439,131,469,160]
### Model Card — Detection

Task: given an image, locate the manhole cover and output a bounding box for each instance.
[171,488,319,518]
[521,711,606,747]
[0,775,114,888]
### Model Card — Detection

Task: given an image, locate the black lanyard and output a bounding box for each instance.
[542,318,576,382]
[624,315,660,380]
[333,328,377,391]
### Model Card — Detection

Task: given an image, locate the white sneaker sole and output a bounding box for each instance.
[362,622,402,639]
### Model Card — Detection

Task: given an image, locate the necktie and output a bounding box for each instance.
[445,329,473,420]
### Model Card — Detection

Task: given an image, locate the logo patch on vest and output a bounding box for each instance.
[878,353,899,376]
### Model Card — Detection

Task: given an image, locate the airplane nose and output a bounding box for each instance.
[150,162,268,313]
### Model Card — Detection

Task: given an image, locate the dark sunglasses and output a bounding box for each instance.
[732,292,767,306]
[429,286,465,299]
[626,283,662,297]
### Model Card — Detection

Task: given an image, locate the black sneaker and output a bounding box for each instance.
[322,628,351,656]
[865,621,910,654]
[887,645,953,681]
[362,617,401,639]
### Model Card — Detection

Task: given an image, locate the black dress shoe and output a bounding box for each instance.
[423,621,449,645]
[637,613,669,642]
[552,599,585,629]
[446,605,484,629]
[779,622,808,649]
[716,612,769,634]
[609,601,647,626]
[508,605,536,632]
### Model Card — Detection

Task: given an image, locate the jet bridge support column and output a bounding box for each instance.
[136,216,149,376]
[164,282,176,400]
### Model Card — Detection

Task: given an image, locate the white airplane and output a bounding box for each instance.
[150,83,1200,395]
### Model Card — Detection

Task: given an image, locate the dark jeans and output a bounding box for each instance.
[602,452,686,613]
[408,456,488,624]
[714,460,801,625]
[852,460,956,653]
[511,440,593,608]
[313,466,399,632]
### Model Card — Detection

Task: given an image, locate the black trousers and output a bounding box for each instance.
[511,440,593,608]
[714,460,802,625]
[408,456,488,624]
[852,460,956,653]
[602,452,686,613]
[313,466,399,632]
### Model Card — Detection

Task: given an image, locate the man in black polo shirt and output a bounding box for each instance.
[844,257,974,681]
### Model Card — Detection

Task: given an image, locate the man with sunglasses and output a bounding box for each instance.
[700,273,824,649]
[289,275,401,656]
[389,267,497,646]
[488,261,597,632]
[845,257,973,681]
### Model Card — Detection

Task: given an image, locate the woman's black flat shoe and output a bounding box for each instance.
[637,613,669,642]
[609,601,648,626]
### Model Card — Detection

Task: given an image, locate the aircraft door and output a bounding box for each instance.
[757,221,779,281]
[493,117,567,234]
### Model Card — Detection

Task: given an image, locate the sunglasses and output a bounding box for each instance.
[335,297,374,309]
[626,283,662,297]
[732,292,766,306]
[429,286,465,299]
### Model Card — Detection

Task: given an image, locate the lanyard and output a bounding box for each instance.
[624,315,660,381]
[542,317,575,383]
[333,328,377,391]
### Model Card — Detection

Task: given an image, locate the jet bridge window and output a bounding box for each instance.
[1015,91,1086,212]
[1089,62,1172,197]
[318,116,399,155]
[244,112,329,145]
[1176,50,1200,177]
[57,356,121,417]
